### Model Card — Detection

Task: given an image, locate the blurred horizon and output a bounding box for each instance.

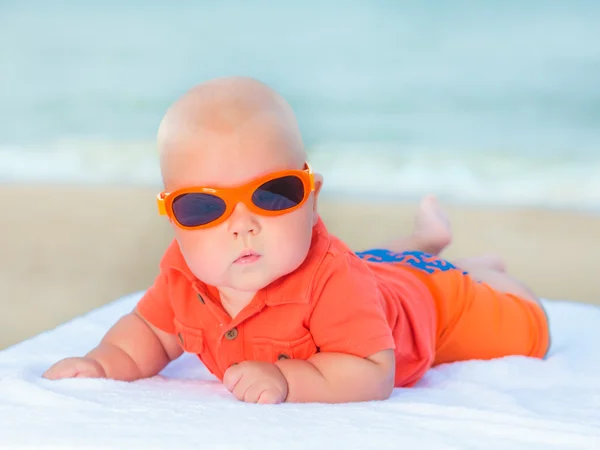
[1,0,599,211]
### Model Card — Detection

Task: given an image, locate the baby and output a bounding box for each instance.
[43,77,550,404]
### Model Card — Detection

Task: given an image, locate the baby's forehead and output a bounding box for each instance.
[159,86,305,189]
[160,134,304,190]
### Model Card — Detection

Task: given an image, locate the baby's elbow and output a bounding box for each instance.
[377,375,395,400]
[366,349,396,401]
[370,367,395,401]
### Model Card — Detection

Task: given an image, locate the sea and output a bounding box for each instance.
[1,0,599,212]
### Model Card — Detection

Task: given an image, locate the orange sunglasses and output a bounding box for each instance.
[157,163,316,230]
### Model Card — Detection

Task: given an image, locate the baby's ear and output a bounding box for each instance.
[311,172,324,222]
[312,172,324,197]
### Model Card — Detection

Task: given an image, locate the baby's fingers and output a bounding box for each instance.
[256,389,283,405]
[42,359,79,379]
[42,358,104,380]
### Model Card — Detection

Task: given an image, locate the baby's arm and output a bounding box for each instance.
[43,309,182,381]
[276,252,398,403]
[276,349,395,403]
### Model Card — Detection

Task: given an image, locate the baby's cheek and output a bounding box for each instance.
[269,214,313,269]
[175,230,228,281]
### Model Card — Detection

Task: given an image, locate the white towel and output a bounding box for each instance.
[1,293,599,449]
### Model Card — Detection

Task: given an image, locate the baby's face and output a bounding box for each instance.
[161,115,320,295]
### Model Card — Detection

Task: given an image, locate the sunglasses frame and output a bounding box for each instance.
[157,163,316,230]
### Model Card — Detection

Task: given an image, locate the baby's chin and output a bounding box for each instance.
[221,262,302,293]
[224,270,284,293]
[189,249,309,293]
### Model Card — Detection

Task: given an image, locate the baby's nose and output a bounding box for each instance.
[228,202,259,236]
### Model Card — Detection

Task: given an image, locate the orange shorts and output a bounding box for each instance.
[358,250,551,365]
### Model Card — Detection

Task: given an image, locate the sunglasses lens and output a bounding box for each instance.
[172,193,226,227]
[252,175,305,211]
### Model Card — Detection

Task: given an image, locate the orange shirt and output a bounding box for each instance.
[136,219,437,387]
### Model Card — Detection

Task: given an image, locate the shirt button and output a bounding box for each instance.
[197,293,205,304]
[225,328,239,340]
[277,353,290,360]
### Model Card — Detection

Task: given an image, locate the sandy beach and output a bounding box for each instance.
[1,184,598,350]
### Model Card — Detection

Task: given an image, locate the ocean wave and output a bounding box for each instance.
[0,140,161,185]
[309,143,600,211]
[1,140,598,212]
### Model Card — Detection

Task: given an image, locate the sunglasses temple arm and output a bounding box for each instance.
[156,194,167,216]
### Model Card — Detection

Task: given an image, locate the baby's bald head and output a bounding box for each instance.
[157,77,306,190]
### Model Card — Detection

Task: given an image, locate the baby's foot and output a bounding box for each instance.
[385,195,452,256]
[412,195,452,255]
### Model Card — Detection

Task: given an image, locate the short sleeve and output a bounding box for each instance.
[136,268,176,334]
[309,253,395,358]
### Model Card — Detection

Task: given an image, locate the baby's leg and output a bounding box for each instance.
[384,196,452,255]
[452,254,507,273]
[452,254,544,313]
[432,266,550,366]
[452,255,539,307]
[382,198,509,273]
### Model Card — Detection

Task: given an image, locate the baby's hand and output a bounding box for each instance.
[223,361,288,404]
[42,357,106,380]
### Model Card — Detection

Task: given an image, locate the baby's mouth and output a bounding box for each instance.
[234,250,261,264]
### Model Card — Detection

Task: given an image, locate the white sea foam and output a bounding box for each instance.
[0,141,161,185]
[1,140,598,212]
[309,143,600,211]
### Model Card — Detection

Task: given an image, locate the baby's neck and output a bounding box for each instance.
[218,288,257,319]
